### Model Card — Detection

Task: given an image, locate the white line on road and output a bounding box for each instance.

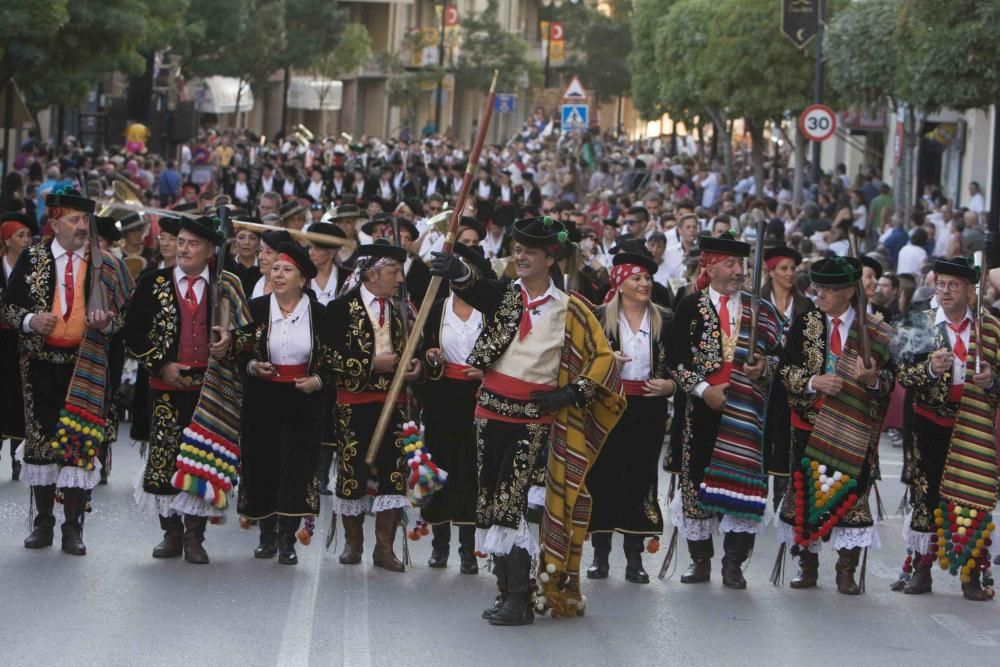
[277,542,329,667]
[341,567,372,667]
[931,614,997,647]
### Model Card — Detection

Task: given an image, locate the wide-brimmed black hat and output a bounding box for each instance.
[361,212,393,236]
[358,239,406,264]
[95,216,121,243]
[458,216,486,241]
[602,217,621,228]
[613,251,658,277]
[1,212,39,236]
[280,201,306,220]
[454,242,497,280]
[764,246,803,266]
[45,186,95,214]
[810,256,862,287]
[180,215,224,245]
[511,216,567,252]
[699,231,750,258]
[158,216,182,236]
[934,256,980,284]
[332,204,364,221]
[308,222,346,247]
[275,241,317,280]
[860,255,884,279]
[173,202,199,213]
[261,229,293,250]
[119,212,145,232]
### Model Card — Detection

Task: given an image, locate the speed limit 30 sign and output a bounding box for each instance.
[799,104,837,142]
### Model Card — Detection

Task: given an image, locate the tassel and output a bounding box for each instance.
[769,542,787,586]
[896,486,910,517]
[401,521,411,568]
[27,486,35,532]
[874,483,887,522]
[325,511,338,550]
[139,441,147,460]
[667,474,677,503]
[859,546,868,594]
[657,526,679,580]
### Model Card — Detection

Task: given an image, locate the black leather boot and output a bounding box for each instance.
[24,484,56,549]
[278,516,300,565]
[458,525,478,574]
[428,523,450,568]
[183,514,210,564]
[903,553,932,595]
[624,534,650,584]
[10,440,22,481]
[254,516,278,559]
[789,550,819,589]
[339,514,364,565]
[587,532,611,579]
[962,569,991,601]
[680,538,714,583]
[489,547,534,626]
[153,514,184,558]
[835,548,861,595]
[482,555,508,620]
[60,488,87,556]
[721,532,754,590]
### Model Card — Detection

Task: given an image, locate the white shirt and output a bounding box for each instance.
[260,175,274,193]
[310,271,338,306]
[379,181,393,199]
[618,310,652,381]
[234,180,250,203]
[22,238,85,333]
[807,307,856,393]
[477,181,492,199]
[692,287,739,398]
[440,295,483,364]
[968,192,985,214]
[514,278,563,326]
[283,179,296,198]
[267,294,312,365]
[3,255,14,281]
[934,307,973,385]
[174,265,209,304]
[307,179,324,202]
[896,243,928,275]
[425,177,438,197]
[482,231,506,259]
[652,257,671,288]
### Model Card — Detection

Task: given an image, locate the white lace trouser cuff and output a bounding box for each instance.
[475,516,539,556]
[371,494,409,513]
[332,496,371,516]
[171,491,226,519]
[902,512,933,553]
[527,485,546,510]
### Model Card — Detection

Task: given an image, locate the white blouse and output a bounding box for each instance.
[268,294,312,365]
[441,296,484,364]
[311,272,338,306]
[618,310,652,381]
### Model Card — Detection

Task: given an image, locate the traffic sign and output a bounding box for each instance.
[561,104,588,131]
[562,76,587,101]
[494,94,516,113]
[799,104,837,142]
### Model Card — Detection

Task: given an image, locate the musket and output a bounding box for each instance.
[364,69,501,466]
[847,235,871,367]
[211,205,235,343]
[79,175,109,315]
[974,250,988,374]
[746,215,767,363]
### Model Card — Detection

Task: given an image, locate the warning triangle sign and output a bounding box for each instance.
[563,76,587,100]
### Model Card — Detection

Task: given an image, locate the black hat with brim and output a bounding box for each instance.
[361,212,395,236]
[275,241,317,280]
[860,255,884,279]
[119,212,145,232]
[933,256,980,283]
[764,246,803,266]
[511,216,567,252]
[1,212,39,236]
[613,251,658,277]
[332,204,363,220]
[454,242,497,280]
[699,231,750,258]
[173,202,199,213]
[261,229,293,250]
[358,239,406,264]
[602,217,621,228]
[180,215,224,245]
[95,216,122,243]
[810,256,863,287]
[459,216,486,241]
[45,187,95,214]
[280,201,306,219]
[159,216,182,236]
[309,222,346,247]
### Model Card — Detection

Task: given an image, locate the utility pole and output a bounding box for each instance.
[810,0,825,191]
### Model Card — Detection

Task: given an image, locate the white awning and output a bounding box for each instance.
[287,77,343,111]
[189,76,255,114]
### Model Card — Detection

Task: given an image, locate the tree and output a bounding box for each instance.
[628,0,674,120]
[563,0,633,110]
[453,0,542,93]
[825,0,899,109]
[309,23,373,134]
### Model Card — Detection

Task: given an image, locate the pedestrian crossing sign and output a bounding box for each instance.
[561,104,588,131]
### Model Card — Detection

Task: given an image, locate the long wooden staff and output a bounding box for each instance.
[365,69,500,465]
[847,235,871,367]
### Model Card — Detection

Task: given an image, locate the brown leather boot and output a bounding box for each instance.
[680,538,713,584]
[789,551,819,589]
[721,532,754,590]
[835,548,861,595]
[339,514,364,565]
[153,514,184,558]
[962,570,990,602]
[60,488,87,556]
[24,485,56,549]
[182,514,210,564]
[903,554,932,595]
[372,508,405,572]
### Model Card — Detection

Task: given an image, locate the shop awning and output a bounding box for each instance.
[190,76,255,114]
[287,77,343,111]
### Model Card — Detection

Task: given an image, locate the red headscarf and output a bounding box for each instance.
[695,251,733,291]
[0,221,28,242]
[604,263,647,303]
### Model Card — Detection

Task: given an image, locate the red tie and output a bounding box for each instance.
[830,317,843,357]
[518,289,552,341]
[718,295,730,336]
[184,276,201,308]
[948,319,970,363]
[376,297,386,327]
[63,253,75,321]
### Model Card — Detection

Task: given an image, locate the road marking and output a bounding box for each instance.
[931,614,997,646]
[865,561,899,580]
[341,567,372,666]
[277,540,329,667]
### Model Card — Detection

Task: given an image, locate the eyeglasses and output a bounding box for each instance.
[935,281,966,293]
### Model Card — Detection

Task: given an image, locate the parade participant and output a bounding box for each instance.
[419,241,489,573]
[227,242,336,565]
[893,256,1000,601]
[430,215,625,625]
[327,241,421,572]
[250,229,293,299]
[667,232,781,589]
[586,252,675,584]
[231,226,261,297]
[775,257,895,594]
[124,215,243,564]
[0,212,37,481]
[760,246,813,508]
[329,204,364,269]
[389,216,432,307]
[860,255,892,321]
[1,187,131,555]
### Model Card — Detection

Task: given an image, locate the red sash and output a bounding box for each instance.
[339,390,406,406]
[475,370,556,424]
[622,379,648,397]
[263,363,309,384]
[705,361,733,386]
[443,362,479,382]
[913,384,965,428]
[43,337,82,349]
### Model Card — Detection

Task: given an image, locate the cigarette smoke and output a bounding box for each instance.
[891,311,936,362]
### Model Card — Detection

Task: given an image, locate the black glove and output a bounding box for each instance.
[429,251,469,280]
[531,385,580,415]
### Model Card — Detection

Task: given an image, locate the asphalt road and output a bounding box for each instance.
[1,433,999,666]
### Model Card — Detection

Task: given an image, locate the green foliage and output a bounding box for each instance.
[825,0,899,107]
[0,0,69,76]
[628,0,675,119]
[563,1,633,104]
[454,0,542,92]
[651,0,716,123]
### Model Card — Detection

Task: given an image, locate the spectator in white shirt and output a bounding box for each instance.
[896,227,929,276]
